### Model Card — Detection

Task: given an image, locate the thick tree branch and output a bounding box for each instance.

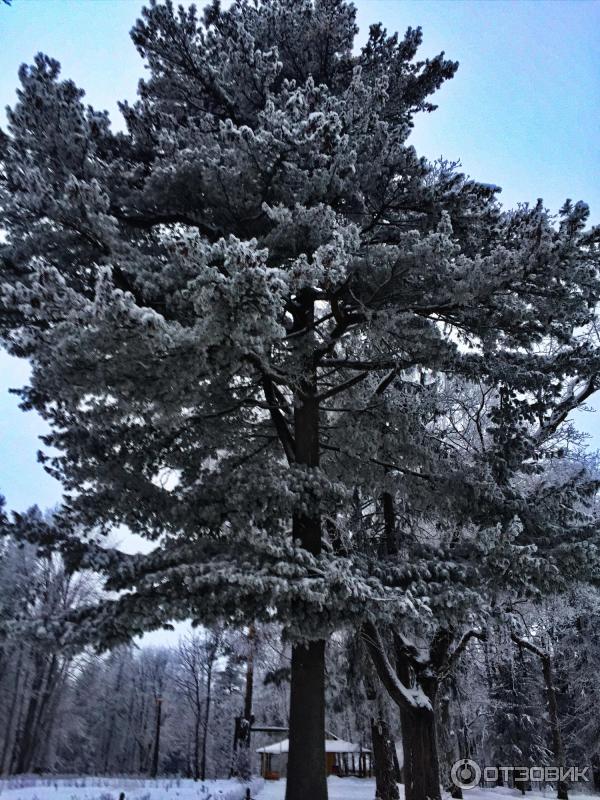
[111,206,220,241]
[315,372,369,402]
[361,621,432,714]
[319,358,413,372]
[261,376,296,464]
[510,631,547,661]
[534,376,598,444]
[441,629,487,678]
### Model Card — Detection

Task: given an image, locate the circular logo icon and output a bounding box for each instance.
[451,759,482,790]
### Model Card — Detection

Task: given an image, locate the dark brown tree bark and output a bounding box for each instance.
[286,640,327,800]
[285,293,327,800]
[400,704,442,800]
[397,640,443,800]
[438,682,462,799]
[372,717,400,800]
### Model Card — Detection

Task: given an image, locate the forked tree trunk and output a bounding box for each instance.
[363,621,443,800]
[400,704,442,800]
[372,717,400,800]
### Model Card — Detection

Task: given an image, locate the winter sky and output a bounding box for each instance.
[1,0,600,520]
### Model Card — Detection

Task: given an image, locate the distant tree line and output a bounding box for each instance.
[1,527,600,797]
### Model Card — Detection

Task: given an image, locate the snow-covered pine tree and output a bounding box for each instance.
[352,379,600,800]
[1,2,600,799]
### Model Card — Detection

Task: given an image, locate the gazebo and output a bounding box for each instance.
[256,737,372,781]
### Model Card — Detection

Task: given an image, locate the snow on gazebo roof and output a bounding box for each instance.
[256,738,370,755]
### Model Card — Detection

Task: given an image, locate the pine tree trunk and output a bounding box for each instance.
[438,683,462,798]
[363,622,443,800]
[371,717,400,800]
[400,705,442,800]
[397,640,442,800]
[285,293,328,800]
[286,640,327,800]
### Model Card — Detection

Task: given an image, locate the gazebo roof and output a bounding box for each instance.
[256,738,370,755]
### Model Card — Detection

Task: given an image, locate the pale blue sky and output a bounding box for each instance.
[1,0,600,516]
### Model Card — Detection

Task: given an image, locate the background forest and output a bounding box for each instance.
[1,530,600,792]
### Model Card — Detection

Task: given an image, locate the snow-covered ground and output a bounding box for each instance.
[0,778,595,800]
[258,776,376,799]
[258,780,597,800]
[0,776,263,800]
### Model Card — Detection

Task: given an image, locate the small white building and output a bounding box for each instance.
[256,737,372,780]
